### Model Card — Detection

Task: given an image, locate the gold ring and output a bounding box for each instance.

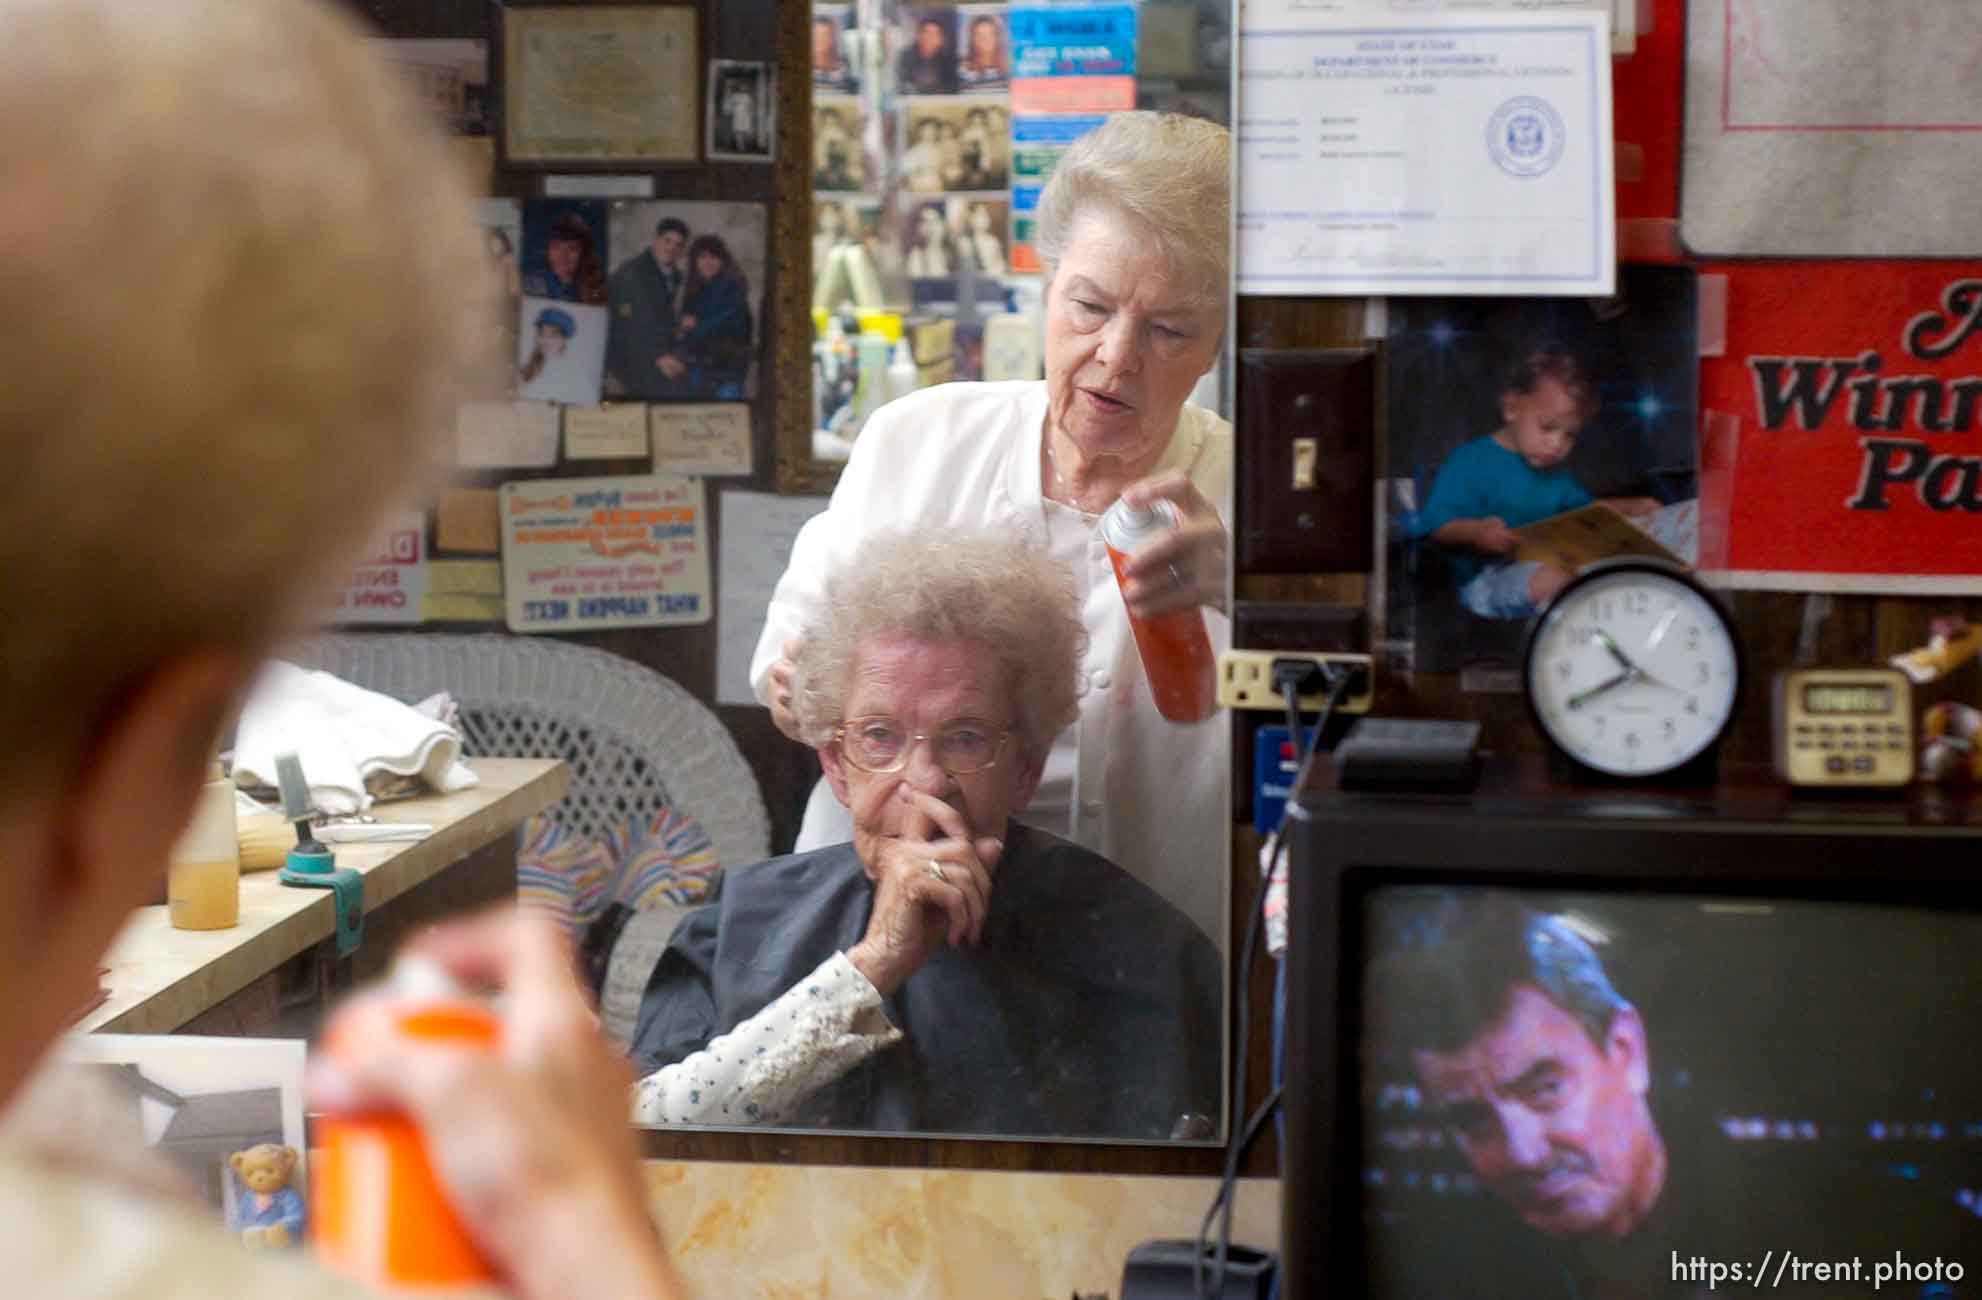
[925,859,947,884]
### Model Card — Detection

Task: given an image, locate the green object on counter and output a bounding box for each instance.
[279,843,364,956]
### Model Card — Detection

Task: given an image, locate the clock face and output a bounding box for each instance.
[1525,565,1741,777]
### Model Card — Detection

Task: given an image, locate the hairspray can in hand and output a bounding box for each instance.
[312,958,501,1291]
[1100,499,1217,723]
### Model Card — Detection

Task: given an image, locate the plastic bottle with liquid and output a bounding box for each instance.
[885,338,919,404]
[167,762,239,930]
[312,957,502,1291]
[1099,499,1217,723]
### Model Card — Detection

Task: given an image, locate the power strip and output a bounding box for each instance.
[1216,650,1375,714]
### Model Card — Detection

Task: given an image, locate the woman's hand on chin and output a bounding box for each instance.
[1117,470,1230,618]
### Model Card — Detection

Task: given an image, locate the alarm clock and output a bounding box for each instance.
[1772,667,1915,788]
[1523,558,1743,783]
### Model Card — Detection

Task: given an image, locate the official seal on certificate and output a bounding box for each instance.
[1487,96,1567,179]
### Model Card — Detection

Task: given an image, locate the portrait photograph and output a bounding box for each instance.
[813,93,868,192]
[1380,265,1700,677]
[895,6,959,95]
[519,198,609,306]
[810,3,859,94]
[813,194,894,292]
[900,98,1009,194]
[707,59,773,163]
[949,196,1010,275]
[605,200,769,402]
[517,295,608,407]
[1358,886,1982,1298]
[956,4,1012,92]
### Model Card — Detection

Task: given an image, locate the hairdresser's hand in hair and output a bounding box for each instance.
[1116,469,1229,619]
[1599,496,1662,520]
[767,637,804,741]
[308,911,683,1300]
[845,774,1001,997]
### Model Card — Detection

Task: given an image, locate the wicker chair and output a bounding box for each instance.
[288,633,770,873]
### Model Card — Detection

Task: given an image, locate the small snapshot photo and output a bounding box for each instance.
[35,1035,309,1245]
[471,198,523,396]
[900,98,1009,193]
[707,59,773,162]
[1381,265,1700,676]
[517,296,609,406]
[519,198,609,305]
[813,93,868,191]
[371,38,491,135]
[896,6,960,95]
[901,196,1010,278]
[811,2,860,94]
[606,200,769,402]
[814,193,895,292]
[957,4,1012,92]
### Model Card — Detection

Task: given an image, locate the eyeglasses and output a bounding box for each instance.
[833,715,1012,776]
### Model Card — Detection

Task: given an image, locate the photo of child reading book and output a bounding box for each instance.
[1413,344,1664,621]
[1382,266,1701,677]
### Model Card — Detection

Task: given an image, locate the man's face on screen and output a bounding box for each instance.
[1412,984,1661,1240]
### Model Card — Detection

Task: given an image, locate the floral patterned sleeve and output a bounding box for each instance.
[629,951,900,1125]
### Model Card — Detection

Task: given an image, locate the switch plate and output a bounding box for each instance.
[1236,347,1376,575]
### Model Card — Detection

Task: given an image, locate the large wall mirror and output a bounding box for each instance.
[635,0,1239,1155]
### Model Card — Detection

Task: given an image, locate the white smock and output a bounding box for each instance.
[749,380,1231,943]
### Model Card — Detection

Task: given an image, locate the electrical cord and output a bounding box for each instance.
[1194,667,1353,1298]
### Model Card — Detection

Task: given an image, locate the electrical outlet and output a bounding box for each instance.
[1217,649,1375,714]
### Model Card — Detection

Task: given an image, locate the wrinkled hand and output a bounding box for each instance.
[1475,516,1520,555]
[1115,470,1229,618]
[308,910,681,1300]
[767,637,803,741]
[844,776,1001,997]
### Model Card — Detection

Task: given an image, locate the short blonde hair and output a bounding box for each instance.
[0,0,483,786]
[1032,111,1230,306]
[791,529,1085,762]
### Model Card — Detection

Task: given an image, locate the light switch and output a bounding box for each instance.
[1236,347,1376,574]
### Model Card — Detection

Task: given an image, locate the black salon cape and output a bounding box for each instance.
[628,823,1221,1138]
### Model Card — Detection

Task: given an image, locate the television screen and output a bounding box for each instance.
[1357,885,1981,1299]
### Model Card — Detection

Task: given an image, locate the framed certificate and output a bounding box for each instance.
[500,5,699,167]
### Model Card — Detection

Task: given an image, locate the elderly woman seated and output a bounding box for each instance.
[629,528,1220,1138]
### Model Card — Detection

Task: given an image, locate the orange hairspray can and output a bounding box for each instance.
[313,962,501,1291]
[1100,498,1217,723]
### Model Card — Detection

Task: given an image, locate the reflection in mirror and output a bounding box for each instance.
[640,1,1236,1142]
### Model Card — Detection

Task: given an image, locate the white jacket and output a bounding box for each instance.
[749,381,1232,943]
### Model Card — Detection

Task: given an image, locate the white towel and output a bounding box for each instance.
[232,661,478,815]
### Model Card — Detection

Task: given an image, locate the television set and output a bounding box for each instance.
[1282,770,1982,1299]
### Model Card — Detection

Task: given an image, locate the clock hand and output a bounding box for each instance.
[1591,629,1641,676]
[1567,672,1633,710]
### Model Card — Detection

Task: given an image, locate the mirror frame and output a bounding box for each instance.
[654,0,1242,1175]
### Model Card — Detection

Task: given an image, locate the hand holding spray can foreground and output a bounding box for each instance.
[312,957,501,1291]
[1099,498,1217,724]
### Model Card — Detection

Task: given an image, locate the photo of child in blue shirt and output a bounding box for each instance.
[1413,344,1660,620]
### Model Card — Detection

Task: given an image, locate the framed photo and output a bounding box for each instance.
[707,59,774,163]
[605,201,770,402]
[500,5,698,167]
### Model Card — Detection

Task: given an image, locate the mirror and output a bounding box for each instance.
[636,0,1237,1145]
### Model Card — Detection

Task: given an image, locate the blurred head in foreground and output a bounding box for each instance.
[0,0,481,1103]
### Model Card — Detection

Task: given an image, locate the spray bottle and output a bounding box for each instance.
[1099,498,1217,724]
[312,955,502,1291]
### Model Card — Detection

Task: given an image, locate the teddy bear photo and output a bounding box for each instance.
[227,1142,305,1249]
